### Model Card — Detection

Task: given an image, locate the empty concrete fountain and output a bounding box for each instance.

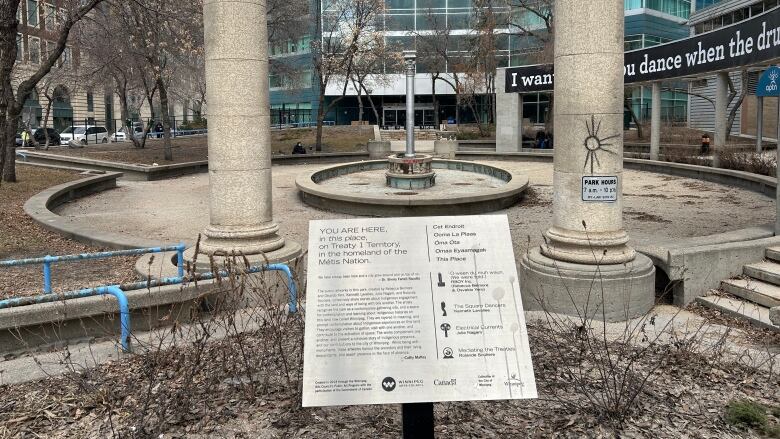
[296,51,529,217]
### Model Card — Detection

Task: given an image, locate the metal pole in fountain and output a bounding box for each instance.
[404,50,416,158]
[386,51,436,190]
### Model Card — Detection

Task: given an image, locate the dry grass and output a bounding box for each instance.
[43,126,375,165]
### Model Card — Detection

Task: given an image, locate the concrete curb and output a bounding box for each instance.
[0,280,222,354]
[23,172,172,250]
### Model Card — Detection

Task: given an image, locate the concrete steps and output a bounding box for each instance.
[696,295,778,331]
[721,278,780,308]
[743,261,780,285]
[697,247,780,331]
[379,130,442,142]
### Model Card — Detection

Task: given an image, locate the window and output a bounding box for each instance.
[87,92,94,112]
[27,0,39,27]
[16,34,23,61]
[43,4,56,30]
[29,37,40,64]
[60,47,71,67]
[44,40,54,62]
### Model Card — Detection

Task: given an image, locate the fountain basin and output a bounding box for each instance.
[296,159,529,217]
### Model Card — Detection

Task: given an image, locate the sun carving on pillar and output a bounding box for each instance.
[583,115,619,174]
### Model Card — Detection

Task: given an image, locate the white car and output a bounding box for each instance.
[110,125,144,142]
[60,125,109,145]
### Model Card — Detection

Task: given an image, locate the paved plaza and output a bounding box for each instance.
[56,160,776,255]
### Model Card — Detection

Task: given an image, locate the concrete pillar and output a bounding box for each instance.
[192,0,300,264]
[650,82,661,161]
[713,71,729,168]
[496,69,523,152]
[756,96,764,153]
[520,0,654,322]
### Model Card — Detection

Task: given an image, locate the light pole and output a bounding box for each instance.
[404,50,416,158]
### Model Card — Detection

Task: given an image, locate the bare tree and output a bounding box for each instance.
[1,0,107,183]
[416,17,468,129]
[311,0,384,151]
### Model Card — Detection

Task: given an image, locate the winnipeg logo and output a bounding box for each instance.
[381,377,396,392]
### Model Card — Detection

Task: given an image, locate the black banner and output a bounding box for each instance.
[505,6,780,93]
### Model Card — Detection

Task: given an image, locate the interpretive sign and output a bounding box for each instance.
[582,176,618,202]
[505,6,780,92]
[302,215,537,407]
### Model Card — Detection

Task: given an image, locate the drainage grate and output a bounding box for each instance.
[452,182,473,186]
[349,183,371,186]
[394,191,419,196]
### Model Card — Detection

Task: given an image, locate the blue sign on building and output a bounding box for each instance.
[757,66,780,98]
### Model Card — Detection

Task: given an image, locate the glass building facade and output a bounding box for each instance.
[624,0,692,18]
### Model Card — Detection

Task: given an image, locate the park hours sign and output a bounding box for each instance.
[302,215,537,407]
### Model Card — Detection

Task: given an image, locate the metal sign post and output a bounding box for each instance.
[402,403,434,438]
[757,66,780,235]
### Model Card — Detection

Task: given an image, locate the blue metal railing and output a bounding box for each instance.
[0,245,186,294]
[0,247,298,352]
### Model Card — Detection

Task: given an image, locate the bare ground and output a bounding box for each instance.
[0,320,776,438]
[0,166,137,299]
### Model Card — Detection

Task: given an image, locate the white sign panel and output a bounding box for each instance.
[302,215,537,407]
[582,176,618,202]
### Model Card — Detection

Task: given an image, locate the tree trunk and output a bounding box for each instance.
[625,99,643,139]
[432,75,439,128]
[315,90,326,152]
[725,71,748,141]
[0,0,22,183]
[360,82,379,125]
[158,77,173,161]
[354,80,364,123]
[2,114,16,182]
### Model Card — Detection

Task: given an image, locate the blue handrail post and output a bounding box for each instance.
[43,256,53,294]
[176,244,185,278]
[104,286,131,352]
[266,264,297,313]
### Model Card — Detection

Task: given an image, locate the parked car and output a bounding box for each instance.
[15,132,23,147]
[60,125,109,145]
[110,125,144,142]
[32,128,61,146]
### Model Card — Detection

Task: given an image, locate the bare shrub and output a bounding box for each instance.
[22,252,307,437]
[717,150,777,176]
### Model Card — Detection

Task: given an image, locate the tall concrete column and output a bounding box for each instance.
[713,72,729,168]
[520,0,654,321]
[192,0,300,264]
[650,82,661,161]
[496,69,523,153]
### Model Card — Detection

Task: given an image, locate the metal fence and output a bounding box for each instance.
[16,115,208,147]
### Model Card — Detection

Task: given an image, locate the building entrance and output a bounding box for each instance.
[382,105,435,129]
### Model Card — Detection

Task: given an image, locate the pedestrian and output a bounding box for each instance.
[292,142,306,154]
[701,133,711,154]
[155,122,163,139]
[20,129,30,147]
